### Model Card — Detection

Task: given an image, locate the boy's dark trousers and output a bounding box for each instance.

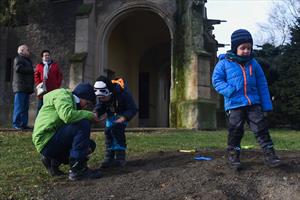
[103,123,127,164]
[227,105,273,149]
[41,119,95,165]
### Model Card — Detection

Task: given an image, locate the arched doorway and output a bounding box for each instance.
[106,10,171,127]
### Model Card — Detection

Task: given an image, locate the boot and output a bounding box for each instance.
[226,147,241,170]
[41,155,64,176]
[68,158,102,181]
[263,147,281,167]
[114,150,126,167]
[100,150,115,169]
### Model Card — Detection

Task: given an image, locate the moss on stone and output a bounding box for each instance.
[76,3,93,17]
[177,99,216,129]
[170,0,192,127]
[69,52,87,63]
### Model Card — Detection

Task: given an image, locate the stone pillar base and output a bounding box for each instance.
[177,99,216,130]
[69,53,87,89]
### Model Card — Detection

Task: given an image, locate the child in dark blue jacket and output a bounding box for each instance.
[94,76,138,168]
[212,29,280,169]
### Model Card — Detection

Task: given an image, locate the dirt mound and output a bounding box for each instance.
[45,150,300,200]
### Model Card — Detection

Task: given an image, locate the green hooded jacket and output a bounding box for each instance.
[32,88,94,153]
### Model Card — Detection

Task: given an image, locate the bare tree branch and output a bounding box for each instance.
[257,0,300,46]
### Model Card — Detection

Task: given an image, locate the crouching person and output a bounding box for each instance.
[32,83,102,180]
[94,76,138,168]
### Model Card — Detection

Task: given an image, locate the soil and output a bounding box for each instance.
[44,150,300,200]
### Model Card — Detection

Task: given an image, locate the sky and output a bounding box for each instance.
[206,0,274,53]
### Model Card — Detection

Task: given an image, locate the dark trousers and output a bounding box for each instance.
[104,123,127,151]
[36,98,43,116]
[41,119,95,163]
[227,105,273,149]
[12,92,29,128]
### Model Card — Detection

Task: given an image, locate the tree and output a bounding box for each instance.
[257,19,300,129]
[255,44,284,127]
[272,18,300,129]
[0,0,29,26]
[258,0,300,46]
[0,0,42,27]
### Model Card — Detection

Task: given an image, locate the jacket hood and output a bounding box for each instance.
[218,54,226,60]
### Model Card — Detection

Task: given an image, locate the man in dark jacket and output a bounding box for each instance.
[94,76,138,168]
[12,44,34,130]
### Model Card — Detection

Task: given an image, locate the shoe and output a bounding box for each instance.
[226,147,241,170]
[114,159,126,167]
[100,159,116,169]
[69,167,102,181]
[263,147,281,167]
[113,150,126,167]
[69,159,102,181]
[22,126,32,130]
[100,149,116,169]
[13,126,32,131]
[41,155,64,176]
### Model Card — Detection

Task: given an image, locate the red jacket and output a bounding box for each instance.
[34,62,62,97]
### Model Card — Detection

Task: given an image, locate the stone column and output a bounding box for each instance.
[170,0,216,129]
[70,1,95,88]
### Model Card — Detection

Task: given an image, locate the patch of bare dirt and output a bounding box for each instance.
[44,150,300,200]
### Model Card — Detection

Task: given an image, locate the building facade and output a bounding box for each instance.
[0,0,222,129]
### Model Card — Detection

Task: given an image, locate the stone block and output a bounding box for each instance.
[177,99,216,130]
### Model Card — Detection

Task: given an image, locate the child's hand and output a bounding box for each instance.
[99,113,107,121]
[92,112,101,123]
[114,116,126,123]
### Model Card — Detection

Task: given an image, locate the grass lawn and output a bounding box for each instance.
[0,129,299,199]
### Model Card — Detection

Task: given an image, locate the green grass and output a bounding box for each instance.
[0,129,299,199]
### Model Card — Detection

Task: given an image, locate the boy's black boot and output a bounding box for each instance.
[41,155,64,176]
[263,147,281,167]
[100,150,116,169]
[115,150,126,167]
[226,147,241,170]
[69,158,102,181]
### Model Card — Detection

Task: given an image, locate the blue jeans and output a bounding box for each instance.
[41,119,95,163]
[12,92,29,128]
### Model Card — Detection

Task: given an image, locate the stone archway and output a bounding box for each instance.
[97,7,173,127]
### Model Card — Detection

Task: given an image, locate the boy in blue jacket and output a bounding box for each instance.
[212,29,280,169]
[94,76,138,168]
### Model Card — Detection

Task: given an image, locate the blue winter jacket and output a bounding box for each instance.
[212,54,273,111]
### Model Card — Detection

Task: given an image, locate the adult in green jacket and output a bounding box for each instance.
[32,83,101,180]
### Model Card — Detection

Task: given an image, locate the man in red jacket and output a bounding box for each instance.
[34,50,62,114]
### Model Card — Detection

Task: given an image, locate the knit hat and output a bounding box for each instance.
[94,76,112,97]
[72,83,96,102]
[231,29,253,53]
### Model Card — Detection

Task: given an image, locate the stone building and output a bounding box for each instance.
[0,0,222,129]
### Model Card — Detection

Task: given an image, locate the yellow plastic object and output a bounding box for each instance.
[242,145,255,149]
[179,149,196,153]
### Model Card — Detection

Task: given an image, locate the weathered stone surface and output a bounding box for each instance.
[0,0,81,126]
[0,0,219,129]
[177,99,217,129]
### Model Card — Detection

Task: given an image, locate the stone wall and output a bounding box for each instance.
[0,0,220,129]
[0,0,81,127]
